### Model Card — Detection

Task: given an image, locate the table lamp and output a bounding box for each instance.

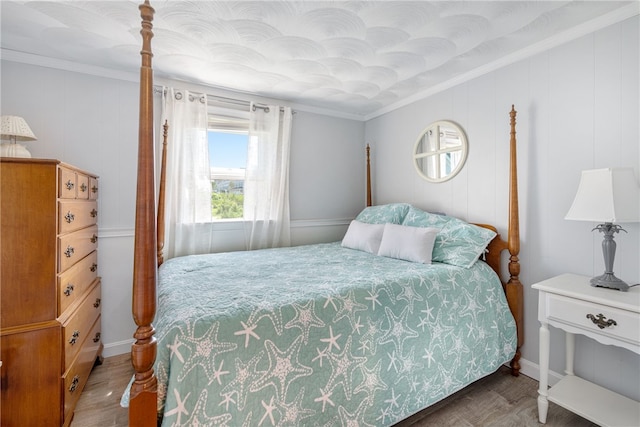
[1,115,37,158]
[565,168,640,291]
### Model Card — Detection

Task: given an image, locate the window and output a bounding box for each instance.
[207,105,250,220]
[209,130,248,219]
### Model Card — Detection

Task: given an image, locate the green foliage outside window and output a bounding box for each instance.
[211,180,243,219]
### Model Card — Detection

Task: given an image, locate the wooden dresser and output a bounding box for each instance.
[0,158,103,426]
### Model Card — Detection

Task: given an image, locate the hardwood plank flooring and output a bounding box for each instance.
[71,353,131,427]
[71,354,596,426]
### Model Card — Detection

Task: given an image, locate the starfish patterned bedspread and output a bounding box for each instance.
[123,242,516,426]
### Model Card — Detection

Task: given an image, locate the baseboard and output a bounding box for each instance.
[516,357,563,387]
[103,339,134,358]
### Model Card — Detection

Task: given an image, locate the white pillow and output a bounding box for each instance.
[341,220,385,254]
[377,223,439,264]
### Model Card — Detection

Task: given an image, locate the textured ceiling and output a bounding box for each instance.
[1,1,636,117]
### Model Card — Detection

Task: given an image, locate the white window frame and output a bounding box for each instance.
[208,105,250,222]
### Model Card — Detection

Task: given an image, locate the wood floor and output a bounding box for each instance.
[71,354,596,426]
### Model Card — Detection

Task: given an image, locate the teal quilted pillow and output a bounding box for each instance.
[355,203,411,224]
[402,205,496,268]
[401,205,449,228]
[432,217,496,268]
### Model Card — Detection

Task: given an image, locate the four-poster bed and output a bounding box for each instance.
[128,1,523,425]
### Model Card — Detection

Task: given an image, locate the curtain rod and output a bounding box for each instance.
[153,85,284,113]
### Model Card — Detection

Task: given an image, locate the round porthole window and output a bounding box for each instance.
[413,120,468,183]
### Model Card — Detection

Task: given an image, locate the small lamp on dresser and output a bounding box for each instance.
[565,167,640,291]
[0,115,37,158]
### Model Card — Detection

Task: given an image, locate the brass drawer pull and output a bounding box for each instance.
[586,313,617,329]
[69,375,80,393]
[91,185,98,194]
[64,284,75,296]
[65,180,74,191]
[80,183,87,193]
[93,332,101,343]
[90,209,98,218]
[64,211,75,223]
[90,263,98,272]
[93,298,101,308]
[91,234,98,244]
[69,330,80,345]
[64,246,75,258]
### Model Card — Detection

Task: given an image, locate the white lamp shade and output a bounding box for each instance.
[1,116,37,141]
[565,168,640,223]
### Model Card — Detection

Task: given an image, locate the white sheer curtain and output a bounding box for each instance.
[244,104,293,249]
[161,87,213,258]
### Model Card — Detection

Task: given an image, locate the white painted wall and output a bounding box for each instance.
[366,16,640,400]
[0,60,365,355]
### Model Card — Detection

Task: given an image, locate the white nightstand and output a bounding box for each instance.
[533,273,640,426]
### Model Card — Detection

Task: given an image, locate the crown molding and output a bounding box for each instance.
[1,49,366,122]
[0,49,140,82]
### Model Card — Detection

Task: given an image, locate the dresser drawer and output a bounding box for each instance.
[548,293,639,347]
[59,167,78,199]
[62,281,101,370]
[58,225,98,272]
[76,174,90,199]
[62,316,102,424]
[89,177,99,200]
[59,167,95,200]
[58,200,98,233]
[58,251,98,316]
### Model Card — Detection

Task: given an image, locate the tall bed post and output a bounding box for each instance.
[157,120,168,267]
[130,1,158,426]
[366,143,372,207]
[506,105,523,375]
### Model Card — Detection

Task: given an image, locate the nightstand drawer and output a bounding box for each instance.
[548,293,639,347]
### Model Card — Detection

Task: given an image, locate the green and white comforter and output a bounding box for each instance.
[136,242,516,426]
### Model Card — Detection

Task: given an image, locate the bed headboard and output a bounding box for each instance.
[128,1,523,424]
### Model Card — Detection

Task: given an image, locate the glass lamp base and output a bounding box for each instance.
[590,273,629,292]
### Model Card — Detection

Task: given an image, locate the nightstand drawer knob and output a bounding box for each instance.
[64,211,75,223]
[64,284,75,296]
[586,313,617,329]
